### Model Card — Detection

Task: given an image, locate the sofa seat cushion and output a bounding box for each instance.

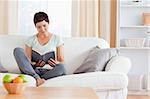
[42,72,128,90]
[0,73,36,87]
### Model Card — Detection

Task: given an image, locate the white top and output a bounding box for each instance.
[25,34,64,55]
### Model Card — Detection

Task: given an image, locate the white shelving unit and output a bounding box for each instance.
[118,2,150,47]
[117,0,150,94]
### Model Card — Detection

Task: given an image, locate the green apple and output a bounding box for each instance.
[18,74,28,83]
[3,74,13,83]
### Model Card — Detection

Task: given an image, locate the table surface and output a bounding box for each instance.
[0,87,99,99]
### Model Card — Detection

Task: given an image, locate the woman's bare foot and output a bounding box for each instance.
[36,78,45,87]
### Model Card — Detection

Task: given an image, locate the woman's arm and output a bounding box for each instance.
[56,45,64,63]
[47,45,64,66]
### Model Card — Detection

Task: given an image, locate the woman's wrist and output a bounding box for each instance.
[31,62,36,65]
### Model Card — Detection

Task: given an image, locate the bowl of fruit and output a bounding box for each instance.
[3,74,27,94]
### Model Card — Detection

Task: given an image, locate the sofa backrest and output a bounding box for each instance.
[0,35,28,73]
[0,35,109,74]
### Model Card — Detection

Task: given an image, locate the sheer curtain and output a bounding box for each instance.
[71,0,99,37]
[71,0,111,44]
[18,0,71,37]
[100,0,110,43]
[0,0,18,35]
[0,0,112,40]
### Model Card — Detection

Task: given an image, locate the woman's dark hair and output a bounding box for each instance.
[33,12,49,25]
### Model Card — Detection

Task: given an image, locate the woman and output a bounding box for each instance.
[14,12,66,86]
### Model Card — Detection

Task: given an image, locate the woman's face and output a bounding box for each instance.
[35,20,49,34]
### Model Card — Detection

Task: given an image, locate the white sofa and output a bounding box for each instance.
[0,35,131,99]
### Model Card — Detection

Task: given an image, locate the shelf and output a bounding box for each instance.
[120,26,150,28]
[119,47,150,50]
[121,4,150,8]
[119,1,150,93]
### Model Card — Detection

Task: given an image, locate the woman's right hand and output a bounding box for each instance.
[32,60,45,67]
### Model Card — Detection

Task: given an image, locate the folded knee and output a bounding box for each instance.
[56,64,66,75]
[13,47,24,56]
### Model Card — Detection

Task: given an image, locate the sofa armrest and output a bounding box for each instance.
[105,56,131,74]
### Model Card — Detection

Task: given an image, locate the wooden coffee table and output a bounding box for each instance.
[0,87,99,99]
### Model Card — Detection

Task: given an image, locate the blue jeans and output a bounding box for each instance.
[13,47,66,80]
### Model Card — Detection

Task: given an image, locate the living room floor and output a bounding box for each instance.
[127,95,150,99]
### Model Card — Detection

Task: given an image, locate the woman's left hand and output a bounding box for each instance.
[48,58,60,67]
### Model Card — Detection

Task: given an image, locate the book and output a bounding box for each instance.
[31,50,55,69]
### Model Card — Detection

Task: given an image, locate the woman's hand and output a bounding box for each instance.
[48,58,60,67]
[32,60,45,67]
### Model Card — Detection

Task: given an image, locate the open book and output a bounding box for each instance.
[31,50,55,69]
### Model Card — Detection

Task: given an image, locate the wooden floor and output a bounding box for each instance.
[127,95,150,99]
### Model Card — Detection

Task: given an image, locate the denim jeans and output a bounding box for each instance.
[13,47,66,80]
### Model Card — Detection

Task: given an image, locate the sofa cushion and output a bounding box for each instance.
[42,72,128,90]
[74,47,120,74]
[63,38,99,74]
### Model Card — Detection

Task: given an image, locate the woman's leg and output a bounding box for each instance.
[41,64,66,80]
[13,47,45,86]
[13,47,40,78]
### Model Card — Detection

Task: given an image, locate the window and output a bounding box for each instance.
[48,0,72,37]
[18,0,71,37]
